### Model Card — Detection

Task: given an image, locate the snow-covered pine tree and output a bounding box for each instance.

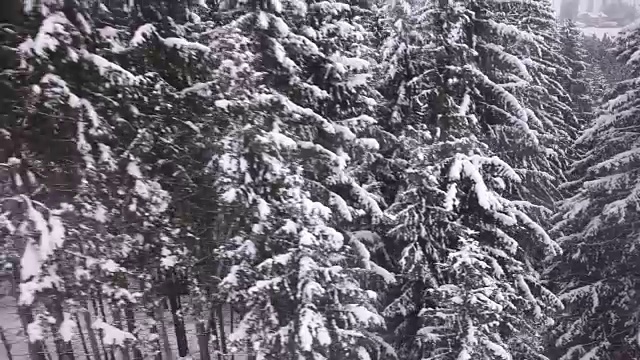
[549,21,640,360]
[554,20,607,207]
[118,1,242,356]
[484,0,581,213]
[558,19,593,129]
[373,0,428,205]
[379,0,564,358]
[584,34,630,86]
[89,1,234,357]
[0,0,22,133]
[10,1,191,358]
[195,0,396,358]
[580,36,608,107]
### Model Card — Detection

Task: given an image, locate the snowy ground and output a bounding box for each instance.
[0,293,247,360]
[581,26,623,39]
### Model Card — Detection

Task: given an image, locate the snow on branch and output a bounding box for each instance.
[19,12,71,57]
[464,65,539,145]
[13,196,66,293]
[484,43,532,82]
[485,19,542,44]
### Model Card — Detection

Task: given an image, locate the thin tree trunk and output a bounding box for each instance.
[125,303,142,360]
[97,327,111,360]
[156,300,173,360]
[207,306,222,360]
[196,319,210,360]
[169,292,188,357]
[82,299,102,360]
[99,292,113,360]
[240,309,256,360]
[97,292,107,320]
[244,308,256,360]
[147,306,162,360]
[111,307,130,360]
[216,306,227,356]
[48,298,75,360]
[91,296,100,317]
[0,326,13,360]
[229,311,234,360]
[193,287,210,360]
[140,279,161,360]
[74,314,91,360]
[91,296,110,360]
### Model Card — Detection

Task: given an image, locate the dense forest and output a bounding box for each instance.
[0,0,638,359]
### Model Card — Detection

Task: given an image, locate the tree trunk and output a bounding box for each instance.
[156,300,173,360]
[229,311,234,360]
[82,299,103,360]
[140,278,161,360]
[91,295,110,360]
[169,293,189,357]
[147,306,162,360]
[74,314,91,360]
[193,288,210,360]
[207,307,222,360]
[0,326,13,360]
[125,303,143,360]
[216,306,227,357]
[196,320,210,360]
[111,307,130,360]
[97,291,108,319]
[48,298,75,360]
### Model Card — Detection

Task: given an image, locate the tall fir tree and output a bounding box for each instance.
[4,1,202,358]
[379,0,563,358]
[584,34,630,86]
[195,0,397,358]
[487,0,580,212]
[558,19,593,130]
[550,21,640,360]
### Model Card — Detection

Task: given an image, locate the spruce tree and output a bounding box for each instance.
[486,0,580,212]
[197,0,395,358]
[8,1,192,357]
[550,22,640,360]
[558,19,593,129]
[379,0,563,358]
[584,34,630,86]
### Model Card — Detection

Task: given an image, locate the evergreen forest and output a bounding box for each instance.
[0,0,638,359]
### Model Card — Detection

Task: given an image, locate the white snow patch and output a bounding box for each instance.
[127,161,143,179]
[27,320,44,343]
[94,204,108,223]
[131,24,156,46]
[100,259,121,273]
[160,247,178,269]
[93,319,136,346]
[163,37,210,53]
[60,312,76,342]
[345,304,384,326]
